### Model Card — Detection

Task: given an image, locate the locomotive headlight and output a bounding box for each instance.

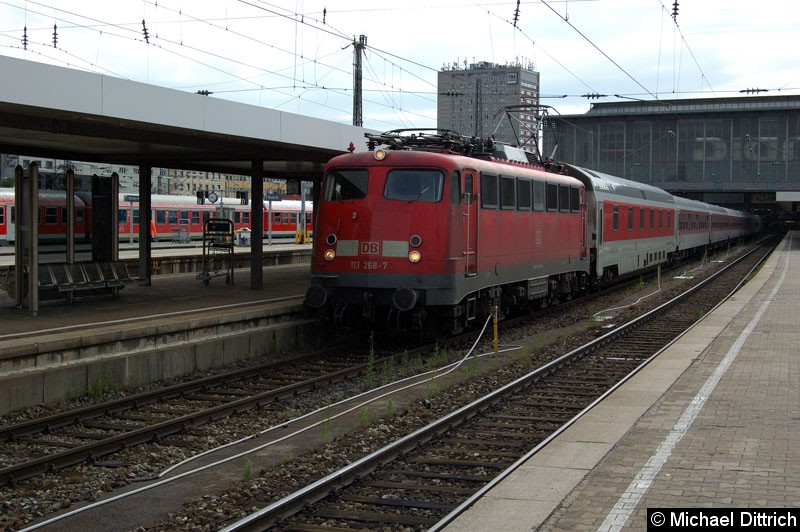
[324,249,336,261]
[408,250,421,263]
[374,149,387,161]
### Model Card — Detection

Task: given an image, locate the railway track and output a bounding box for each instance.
[221,241,773,532]
[0,347,405,487]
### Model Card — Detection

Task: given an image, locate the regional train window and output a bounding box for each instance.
[324,169,369,201]
[659,210,663,229]
[384,169,443,202]
[612,205,619,231]
[500,176,516,210]
[169,210,178,224]
[640,208,645,230]
[282,213,290,224]
[628,207,634,231]
[546,183,558,212]
[157,210,167,224]
[132,209,139,224]
[517,179,532,210]
[117,209,127,223]
[532,181,545,211]
[650,209,654,230]
[192,211,200,224]
[480,173,498,209]
[242,212,250,224]
[0,206,4,224]
[45,207,58,224]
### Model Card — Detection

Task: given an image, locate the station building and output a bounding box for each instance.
[542,95,800,227]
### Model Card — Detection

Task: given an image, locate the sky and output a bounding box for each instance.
[0,0,798,134]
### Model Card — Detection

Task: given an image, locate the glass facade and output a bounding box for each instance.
[545,97,800,205]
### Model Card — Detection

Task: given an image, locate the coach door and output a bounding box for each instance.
[463,171,478,276]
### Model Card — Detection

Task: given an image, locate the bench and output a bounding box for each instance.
[36,261,147,296]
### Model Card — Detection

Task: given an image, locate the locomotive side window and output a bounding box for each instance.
[517,179,532,210]
[464,173,474,205]
[546,183,558,212]
[500,176,516,210]
[450,171,461,205]
[558,185,570,213]
[384,169,443,202]
[532,181,545,211]
[324,169,368,201]
[570,186,580,212]
[480,173,498,209]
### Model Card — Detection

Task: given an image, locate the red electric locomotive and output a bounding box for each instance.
[305,130,590,334]
[306,129,759,335]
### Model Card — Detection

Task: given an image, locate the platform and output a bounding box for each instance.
[0,244,317,415]
[444,231,799,531]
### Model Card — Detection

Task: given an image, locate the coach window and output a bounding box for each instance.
[517,179,532,210]
[640,208,645,230]
[45,206,57,224]
[273,212,281,225]
[667,211,672,228]
[500,176,516,210]
[628,207,634,231]
[168,210,178,224]
[324,169,368,201]
[612,205,619,231]
[242,212,250,224]
[60,207,66,224]
[131,209,138,225]
[117,208,127,223]
[532,181,545,211]
[192,211,200,224]
[157,210,167,224]
[282,213,290,224]
[546,183,558,212]
[659,210,663,229]
[650,209,654,230]
[481,173,498,209]
[384,169,443,202]
[0,205,4,224]
[234,212,241,224]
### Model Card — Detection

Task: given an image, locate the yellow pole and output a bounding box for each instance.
[493,304,499,356]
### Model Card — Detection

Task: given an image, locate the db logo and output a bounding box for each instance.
[360,241,380,255]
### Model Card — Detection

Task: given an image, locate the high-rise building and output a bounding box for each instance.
[437,60,540,146]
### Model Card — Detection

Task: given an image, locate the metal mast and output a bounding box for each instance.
[353,35,367,127]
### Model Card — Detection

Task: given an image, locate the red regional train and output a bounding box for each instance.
[0,189,312,245]
[304,129,760,335]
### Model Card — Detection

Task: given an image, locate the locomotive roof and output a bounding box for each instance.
[563,165,675,203]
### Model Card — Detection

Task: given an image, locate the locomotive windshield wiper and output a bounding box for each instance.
[409,187,430,203]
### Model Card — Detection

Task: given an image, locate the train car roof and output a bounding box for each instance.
[563,164,675,203]
[0,187,87,205]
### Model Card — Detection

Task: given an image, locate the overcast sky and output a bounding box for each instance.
[1,0,798,134]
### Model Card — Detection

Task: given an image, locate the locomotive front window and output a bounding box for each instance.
[384,169,443,202]
[325,169,369,201]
